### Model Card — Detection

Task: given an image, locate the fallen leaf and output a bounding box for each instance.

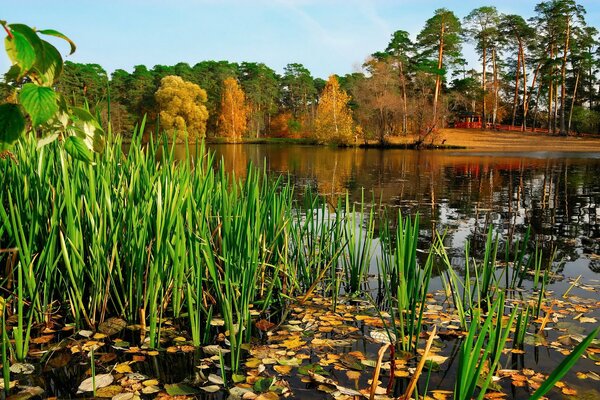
[9,363,35,374]
[274,365,292,375]
[77,373,114,393]
[95,384,122,398]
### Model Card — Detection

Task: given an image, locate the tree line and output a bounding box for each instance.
[4,0,599,144]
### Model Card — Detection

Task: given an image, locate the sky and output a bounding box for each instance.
[2,0,600,79]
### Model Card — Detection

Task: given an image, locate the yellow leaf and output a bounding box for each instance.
[273,365,292,375]
[115,362,133,374]
[281,337,306,350]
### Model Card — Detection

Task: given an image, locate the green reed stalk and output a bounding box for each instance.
[2,302,9,394]
[378,212,432,353]
[454,294,516,400]
[343,191,374,293]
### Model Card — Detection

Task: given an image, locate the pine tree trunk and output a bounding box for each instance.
[512,43,522,127]
[568,68,580,133]
[432,17,445,129]
[400,61,408,134]
[520,43,528,131]
[559,17,571,136]
[482,44,487,129]
[492,48,499,126]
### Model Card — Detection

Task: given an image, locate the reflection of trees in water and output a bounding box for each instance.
[204,144,600,271]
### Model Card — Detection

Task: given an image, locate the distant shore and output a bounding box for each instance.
[126,128,600,152]
[391,128,600,152]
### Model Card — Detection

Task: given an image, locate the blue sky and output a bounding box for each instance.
[2,0,600,79]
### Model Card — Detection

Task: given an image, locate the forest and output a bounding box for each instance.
[2,2,598,145]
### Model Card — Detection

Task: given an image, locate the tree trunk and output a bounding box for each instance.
[512,41,522,127]
[399,61,408,134]
[492,47,499,126]
[568,68,580,133]
[559,16,571,136]
[520,43,528,131]
[548,46,554,134]
[525,60,543,131]
[482,43,487,129]
[432,16,445,129]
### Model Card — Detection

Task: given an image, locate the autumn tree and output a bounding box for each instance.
[417,8,462,129]
[314,75,354,145]
[353,58,402,143]
[218,77,248,140]
[155,75,209,140]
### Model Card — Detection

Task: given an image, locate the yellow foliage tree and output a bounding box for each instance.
[155,75,209,140]
[315,75,354,145]
[218,77,248,139]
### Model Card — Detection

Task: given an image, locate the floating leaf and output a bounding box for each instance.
[98,318,127,336]
[164,383,200,396]
[208,373,224,385]
[274,365,292,375]
[77,373,114,393]
[281,336,306,350]
[200,385,221,393]
[256,319,276,331]
[114,362,133,374]
[6,385,44,399]
[94,384,122,398]
[203,344,230,355]
[9,363,35,374]
[111,393,139,400]
[253,377,274,393]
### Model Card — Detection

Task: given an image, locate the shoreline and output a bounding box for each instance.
[122,128,600,152]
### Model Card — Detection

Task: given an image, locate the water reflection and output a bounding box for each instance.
[176,144,600,277]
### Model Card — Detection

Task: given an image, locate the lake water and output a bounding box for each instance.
[194,144,600,282]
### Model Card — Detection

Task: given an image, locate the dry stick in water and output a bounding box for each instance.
[370,343,391,400]
[537,300,555,335]
[399,325,437,400]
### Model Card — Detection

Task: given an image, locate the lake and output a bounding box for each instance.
[196,144,600,283]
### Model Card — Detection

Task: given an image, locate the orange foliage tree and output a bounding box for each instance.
[218,77,248,139]
[155,75,209,140]
[314,75,354,145]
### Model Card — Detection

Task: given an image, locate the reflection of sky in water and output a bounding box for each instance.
[198,144,600,280]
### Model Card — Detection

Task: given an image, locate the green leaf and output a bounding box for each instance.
[253,377,274,393]
[36,133,59,149]
[9,24,44,54]
[32,40,63,86]
[64,135,93,163]
[70,107,105,153]
[0,103,26,147]
[18,83,58,126]
[164,383,199,396]
[38,29,76,55]
[4,31,36,73]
